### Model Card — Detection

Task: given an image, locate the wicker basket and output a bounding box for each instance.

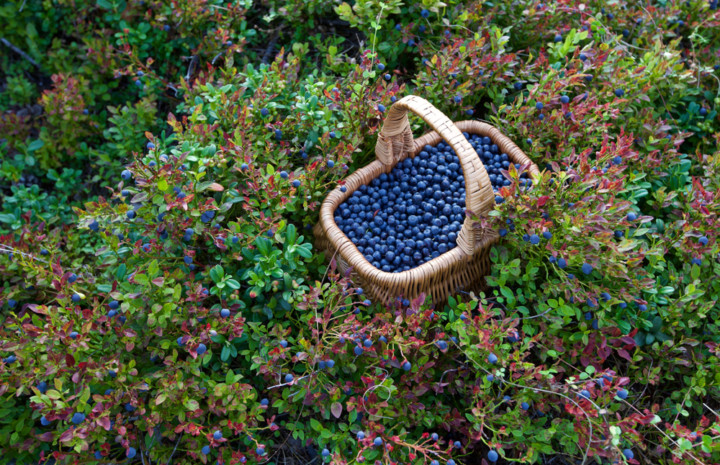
[314,95,539,306]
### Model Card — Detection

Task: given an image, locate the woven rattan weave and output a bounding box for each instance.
[314,95,539,305]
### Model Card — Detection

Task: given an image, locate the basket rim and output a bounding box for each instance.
[318,120,539,282]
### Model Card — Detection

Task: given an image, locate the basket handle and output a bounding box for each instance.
[375,95,495,256]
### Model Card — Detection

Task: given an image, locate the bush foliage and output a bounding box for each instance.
[1,1,720,464]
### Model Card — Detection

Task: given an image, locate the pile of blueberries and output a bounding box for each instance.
[334,133,531,272]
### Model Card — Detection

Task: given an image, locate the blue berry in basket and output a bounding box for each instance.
[333,133,529,273]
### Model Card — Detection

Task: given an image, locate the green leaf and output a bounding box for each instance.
[209,265,225,283]
[115,263,127,280]
[148,260,159,277]
[184,399,199,411]
[285,224,297,245]
[27,139,44,152]
[310,418,322,432]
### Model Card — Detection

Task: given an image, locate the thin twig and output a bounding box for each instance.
[262,31,280,64]
[185,55,199,83]
[0,37,39,67]
[167,433,183,465]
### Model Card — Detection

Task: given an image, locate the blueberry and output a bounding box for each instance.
[128,447,137,458]
[699,236,708,245]
[615,89,625,97]
[71,293,82,303]
[202,445,211,455]
[213,430,223,440]
[420,8,429,17]
[274,129,282,140]
[402,361,411,371]
[357,431,365,440]
[488,353,498,364]
[521,402,530,410]
[560,95,570,104]
[260,398,269,406]
[256,446,265,456]
[197,343,207,355]
[37,381,48,393]
[127,210,136,219]
[488,450,499,462]
[322,448,330,457]
[557,258,567,269]
[220,308,230,318]
[617,389,628,400]
[384,74,391,81]
[554,33,562,42]
[622,449,634,460]
[536,102,544,110]
[121,169,132,180]
[261,108,269,117]
[431,432,439,441]
[581,263,593,275]
[373,437,383,447]
[579,389,591,399]
[529,234,540,245]
[71,412,85,424]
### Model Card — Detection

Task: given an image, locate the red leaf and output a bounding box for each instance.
[37,432,55,442]
[616,349,632,362]
[65,354,75,367]
[537,195,549,207]
[330,402,342,419]
[98,416,111,431]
